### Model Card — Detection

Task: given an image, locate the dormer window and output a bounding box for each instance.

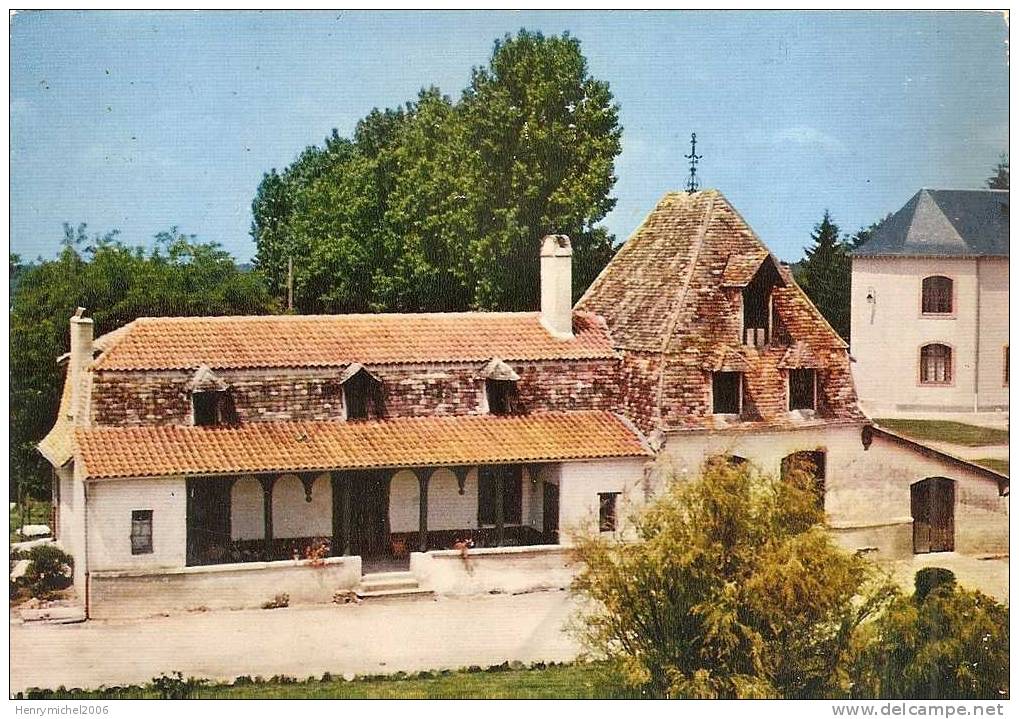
[340,363,384,421]
[788,369,817,411]
[712,371,742,415]
[722,252,786,348]
[482,358,521,416]
[187,365,230,427]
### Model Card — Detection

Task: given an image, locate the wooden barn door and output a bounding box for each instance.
[912,478,955,554]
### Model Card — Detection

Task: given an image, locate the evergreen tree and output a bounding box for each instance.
[793,210,851,340]
[987,152,1009,189]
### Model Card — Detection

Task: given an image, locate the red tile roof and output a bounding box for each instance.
[91,311,615,371]
[74,411,650,480]
[577,190,865,431]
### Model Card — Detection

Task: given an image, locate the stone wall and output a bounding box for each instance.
[410,545,576,595]
[88,555,362,619]
[90,359,619,427]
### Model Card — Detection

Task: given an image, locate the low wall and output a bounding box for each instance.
[830,519,914,560]
[410,544,576,596]
[88,555,362,619]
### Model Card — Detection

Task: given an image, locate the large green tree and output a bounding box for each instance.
[250,30,622,313]
[793,210,852,340]
[10,225,277,499]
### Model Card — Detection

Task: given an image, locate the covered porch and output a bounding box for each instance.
[184,463,561,570]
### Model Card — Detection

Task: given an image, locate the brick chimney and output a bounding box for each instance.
[540,234,573,339]
[69,308,94,425]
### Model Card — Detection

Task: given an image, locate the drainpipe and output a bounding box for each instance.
[83,481,90,620]
[974,258,981,412]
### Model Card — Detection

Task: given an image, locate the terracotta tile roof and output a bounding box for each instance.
[577,189,864,431]
[38,371,74,466]
[73,410,650,480]
[778,341,822,369]
[90,311,615,371]
[721,251,771,287]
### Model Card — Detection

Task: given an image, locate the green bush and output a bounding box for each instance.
[571,456,895,699]
[24,545,73,597]
[150,672,206,699]
[914,567,957,602]
[851,582,1008,699]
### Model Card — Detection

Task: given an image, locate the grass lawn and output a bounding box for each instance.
[20,663,638,700]
[9,500,52,544]
[973,458,1009,475]
[874,419,1008,447]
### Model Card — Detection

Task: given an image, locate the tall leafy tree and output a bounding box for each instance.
[794,211,852,340]
[987,152,1009,189]
[250,30,622,313]
[10,226,277,499]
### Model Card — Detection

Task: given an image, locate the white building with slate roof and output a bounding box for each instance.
[851,189,1009,414]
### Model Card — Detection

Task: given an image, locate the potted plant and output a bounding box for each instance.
[390,535,408,557]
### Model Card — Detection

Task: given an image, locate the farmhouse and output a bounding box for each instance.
[39,190,1008,619]
[851,188,1009,414]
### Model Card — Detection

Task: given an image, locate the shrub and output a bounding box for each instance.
[851,579,1008,699]
[150,672,206,699]
[261,592,289,609]
[571,456,895,699]
[914,567,957,602]
[24,545,73,597]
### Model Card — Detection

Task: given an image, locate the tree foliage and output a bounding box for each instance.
[793,210,852,340]
[251,30,622,313]
[10,225,277,498]
[987,152,1009,190]
[570,457,894,699]
[851,571,1008,699]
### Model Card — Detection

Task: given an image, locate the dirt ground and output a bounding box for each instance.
[9,554,1007,693]
[10,590,584,693]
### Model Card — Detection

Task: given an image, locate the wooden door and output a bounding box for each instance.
[186,477,232,566]
[542,483,560,544]
[912,478,955,554]
[349,472,390,557]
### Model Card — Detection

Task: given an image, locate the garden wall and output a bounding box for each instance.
[410,544,576,596]
[88,555,361,619]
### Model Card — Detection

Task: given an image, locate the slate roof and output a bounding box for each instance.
[90,311,615,371]
[73,410,651,480]
[854,189,1009,257]
[577,189,865,431]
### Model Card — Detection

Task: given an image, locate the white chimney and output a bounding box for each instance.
[69,309,94,425]
[540,234,574,339]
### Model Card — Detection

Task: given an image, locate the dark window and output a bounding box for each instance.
[486,379,520,415]
[921,276,953,314]
[478,466,522,525]
[131,510,153,555]
[343,371,384,420]
[192,392,220,426]
[741,262,781,347]
[712,372,742,415]
[598,492,620,532]
[789,369,816,410]
[780,451,826,508]
[920,344,952,384]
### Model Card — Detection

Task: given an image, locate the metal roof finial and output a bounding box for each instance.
[684,132,702,193]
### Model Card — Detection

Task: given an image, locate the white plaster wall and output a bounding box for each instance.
[427,468,478,530]
[660,425,1008,559]
[272,473,331,538]
[557,457,648,541]
[851,256,979,412]
[86,477,187,571]
[231,476,263,541]
[390,468,480,532]
[89,555,362,619]
[389,470,420,533]
[976,257,1008,408]
[411,545,575,595]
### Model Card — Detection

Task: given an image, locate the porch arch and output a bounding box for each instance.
[231,476,263,541]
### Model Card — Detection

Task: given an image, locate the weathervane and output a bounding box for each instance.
[684,132,702,192]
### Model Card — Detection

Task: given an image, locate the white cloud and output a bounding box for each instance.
[773,125,846,154]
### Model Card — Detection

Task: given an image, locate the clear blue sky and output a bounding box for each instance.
[10,10,1009,264]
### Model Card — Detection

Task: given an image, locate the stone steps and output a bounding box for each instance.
[355,571,433,601]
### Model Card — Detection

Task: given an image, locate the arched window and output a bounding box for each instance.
[921,276,953,315]
[920,344,952,385]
